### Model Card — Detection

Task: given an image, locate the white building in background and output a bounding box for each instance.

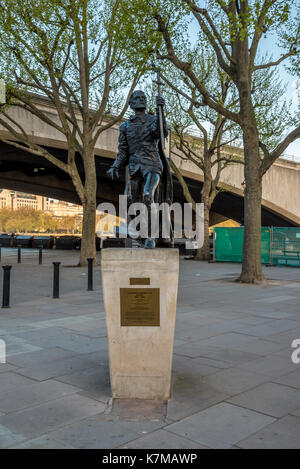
[47,199,83,217]
[0,189,50,210]
[0,189,83,218]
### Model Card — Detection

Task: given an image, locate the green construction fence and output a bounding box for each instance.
[213,226,300,266]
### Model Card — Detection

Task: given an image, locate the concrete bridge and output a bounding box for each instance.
[0,95,299,226]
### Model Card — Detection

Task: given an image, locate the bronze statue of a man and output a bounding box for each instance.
[107,90,172,248]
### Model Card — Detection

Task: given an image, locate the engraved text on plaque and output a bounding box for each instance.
[120,288,160,326]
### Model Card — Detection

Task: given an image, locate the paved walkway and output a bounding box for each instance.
[0,249,300,449]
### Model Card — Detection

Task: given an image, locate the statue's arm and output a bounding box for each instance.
[112,123,129,169]
[150,101,168,140]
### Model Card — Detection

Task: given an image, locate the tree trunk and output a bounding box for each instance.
[79,150,97,266]
[236,29,265,285]
[80,196,97,266]
[239,127,264,283]
[195,193,210,261]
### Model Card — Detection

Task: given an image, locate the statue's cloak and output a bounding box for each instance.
[155,140,173,206]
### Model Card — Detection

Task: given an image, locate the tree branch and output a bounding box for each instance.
[249,0,277,71]
[186,1,236,67]
[170,157,197,212]
[154,13,240,124]
[260,125,300,175]
[0,128,68,173]
[10,94,66,136]
[91,68,141,145]
[254,50,297,71]
[160,72,202,108]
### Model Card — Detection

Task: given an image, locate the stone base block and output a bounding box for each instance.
[101,248,179,400]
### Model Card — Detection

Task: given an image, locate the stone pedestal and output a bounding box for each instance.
[101,248,179,400]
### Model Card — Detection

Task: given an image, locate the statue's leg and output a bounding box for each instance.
[127,173,143,244]
[130,173,143,204]
[143,172,160,249]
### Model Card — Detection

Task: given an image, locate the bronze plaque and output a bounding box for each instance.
[130,277,150,285]
[120,288,160,327]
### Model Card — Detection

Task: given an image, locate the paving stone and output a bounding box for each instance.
[78,350,109,366]
[111,399,167,421]
[0,364,19,373]
[233,317,273,326]
[15,355,96,381]
[0,379,82,413]
[251,310,300,320]
[0,424,27,449]
[282,283,300,288]
[174,341,261,363]
[264,327,300,345]
[255,295,299,303]
[175,353,231,370]
[176,320,247,342]
[238,355,298,378]
[172,354,226,378]
[37,315,106,330]
[120,429,209,449]
[227,382,300,418]
[273,347,295,358]
[13,327,70,342]
[45,415,164,449]
[0,335,26,345]
[10,435,75,449]
[231,320,300,339]
[198,332,260,348]
[6,347,76,367]
[6,343,43,358]
[231,338,287,356]
[167,379,229,421]
[274,370,300,389]
[0,372,37,395]
[17,332,107,355]
[0,394,106,440]
[70,327,107,338]
[203,368,269,396]
[56,365,111,402]
[63,297,103,307]
[165,403,275,449]
[237,415,300,449]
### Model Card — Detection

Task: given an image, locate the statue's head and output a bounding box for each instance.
[129,90,147,111]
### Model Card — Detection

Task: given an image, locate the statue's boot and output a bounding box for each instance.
[145,238,156,249]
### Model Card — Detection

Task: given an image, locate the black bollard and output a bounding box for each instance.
[52,262,61,299]
[17,244,21,264]
[2,265,12,308]
[39,245,43,265]
[87,258,93,291]
[0,244,2,263]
